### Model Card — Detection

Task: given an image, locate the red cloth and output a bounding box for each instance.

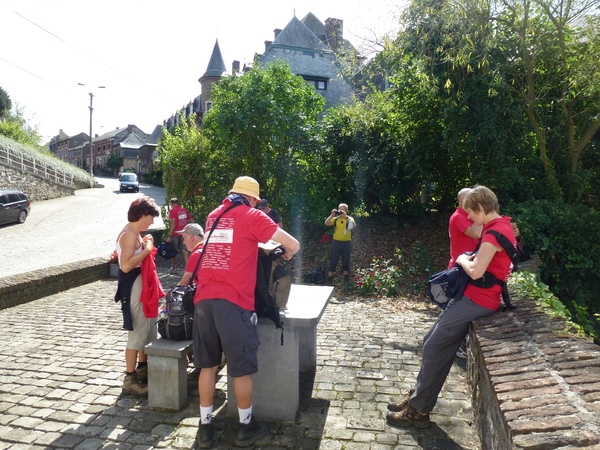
[140,247,165,318]
[448,207,479,268]
[463,216,515,311]
[195,198,278,310]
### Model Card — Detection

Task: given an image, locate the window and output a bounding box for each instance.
[315,80,326,90]
[205,101,213,111]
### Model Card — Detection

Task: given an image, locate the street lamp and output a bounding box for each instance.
[78,83,105,177]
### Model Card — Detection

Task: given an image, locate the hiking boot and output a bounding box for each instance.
[343,274,349,282]
[235,417,268,447]
[326,276,333,286]
[387,404,431,429]
[136,364,148,384]
[456,345,467,360]
[196,420,214,449]
[387,388,414,412]
[122,372,148,397]
[169,267,177,275]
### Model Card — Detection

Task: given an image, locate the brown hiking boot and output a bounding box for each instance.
[387,388,415,412]
[387,404,431,429]
[136,364,148,385]
[122,372,148,397]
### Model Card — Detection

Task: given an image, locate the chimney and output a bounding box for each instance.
[274,28,282,39]
[325,18,344,51]
[232,60,240,74]
[264,40,272,52]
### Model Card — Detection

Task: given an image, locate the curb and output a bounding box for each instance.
[0,257,109,310]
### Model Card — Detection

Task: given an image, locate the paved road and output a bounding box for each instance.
[0,177,167,278]
[0,272,480,449]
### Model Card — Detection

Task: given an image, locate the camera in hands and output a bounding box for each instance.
[335,210,344,216]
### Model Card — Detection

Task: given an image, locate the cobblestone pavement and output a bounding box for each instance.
[0,271,480,450]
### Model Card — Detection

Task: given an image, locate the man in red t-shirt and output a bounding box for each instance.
[177,223,204,287]
[192,176,300,448]
[448,188,482,268]
[166,198,193,274]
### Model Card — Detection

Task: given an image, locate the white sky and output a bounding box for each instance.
[0,0,402,143]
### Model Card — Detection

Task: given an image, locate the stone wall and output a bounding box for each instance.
[468,256,600,449]
[0,258,108,310]
[0,164,75,202]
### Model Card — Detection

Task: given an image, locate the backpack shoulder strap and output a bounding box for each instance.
[188,202,243,286]
[485,230,520,265]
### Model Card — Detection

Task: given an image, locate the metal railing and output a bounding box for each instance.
[0,145,76,188]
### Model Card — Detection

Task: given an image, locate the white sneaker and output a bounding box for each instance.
[169,267,177,274]
[456,346,467,359]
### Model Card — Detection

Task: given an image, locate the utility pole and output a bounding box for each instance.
[78,83,105,177]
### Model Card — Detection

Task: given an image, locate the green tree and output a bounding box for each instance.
[105,152,123,176]
[0,87,11,119]
[158,114,228,220]
[0,101,42,148]
[202,59,326,208]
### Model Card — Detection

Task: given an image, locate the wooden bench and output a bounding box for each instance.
[227,284,334,422]
[144,338,193,410]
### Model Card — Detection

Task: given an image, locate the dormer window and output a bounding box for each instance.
[205,101,214,111]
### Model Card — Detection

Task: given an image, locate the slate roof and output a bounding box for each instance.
[301,12,327,43]
[200,39,227,79]
[270,16,330,53]
[145,125,163,146]
[119,132,146,150]
[93,127,127,143]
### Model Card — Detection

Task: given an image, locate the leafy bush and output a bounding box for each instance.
[508,271,593,339]
[144,169,163,187]
[505,200,600,340]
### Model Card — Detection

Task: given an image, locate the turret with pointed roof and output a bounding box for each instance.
[199,39,227,115]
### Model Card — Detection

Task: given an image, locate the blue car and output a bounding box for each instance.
[119,173,139,193]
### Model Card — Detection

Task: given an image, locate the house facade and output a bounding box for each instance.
[260,13,356,109]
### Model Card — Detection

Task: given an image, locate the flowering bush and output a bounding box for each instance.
[352,242,433,298]
[354,251,403,297]
[109,250,119,264]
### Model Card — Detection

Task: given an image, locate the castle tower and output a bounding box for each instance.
[198,39,227,114]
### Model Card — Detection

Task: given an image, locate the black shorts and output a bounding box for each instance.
[193,298,260,377]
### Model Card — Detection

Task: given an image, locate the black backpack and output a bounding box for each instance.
[303,265,326,284]
[158,285,193,341]
[427,230,520,311]
[157,201,244,341]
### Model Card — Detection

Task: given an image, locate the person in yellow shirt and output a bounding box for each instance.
[325,203,356,284]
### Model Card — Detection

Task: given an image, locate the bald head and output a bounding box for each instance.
[457,188,472,209]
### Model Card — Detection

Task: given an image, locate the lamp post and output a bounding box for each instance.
[78,83,105,177]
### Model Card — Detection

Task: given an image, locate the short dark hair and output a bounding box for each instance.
[128,196,160,222]
[170,198,180,205]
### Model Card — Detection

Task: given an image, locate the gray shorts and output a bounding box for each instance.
[127,275,157,351]
[193,299,260,378]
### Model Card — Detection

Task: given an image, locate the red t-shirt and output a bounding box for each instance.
[448,208,479,268]
[169,205,192,235]
[184,243,204,284]
[194,199,279,310]
[463,216,515,311]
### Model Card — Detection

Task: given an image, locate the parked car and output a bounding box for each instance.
[0,189,31,225]
[119,173,139,193]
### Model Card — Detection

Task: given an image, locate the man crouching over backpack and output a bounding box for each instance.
[193,176,300,448]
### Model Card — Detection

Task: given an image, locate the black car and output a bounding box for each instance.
[0,189,31,225]
[119,173,139,193]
